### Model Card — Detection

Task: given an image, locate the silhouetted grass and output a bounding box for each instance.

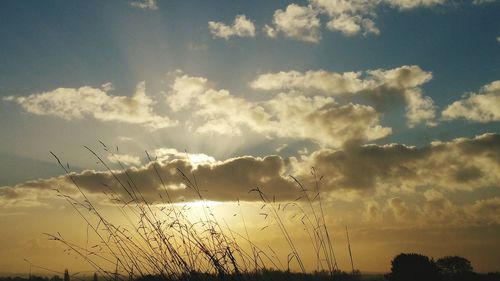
[44,143,357,281]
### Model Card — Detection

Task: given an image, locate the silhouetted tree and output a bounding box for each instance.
[387,253,441,281]
[63,270,69,281]
[437,256,476,281]
[92,273,98,281]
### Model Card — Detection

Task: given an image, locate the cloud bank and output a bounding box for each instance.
[2,133,499,206]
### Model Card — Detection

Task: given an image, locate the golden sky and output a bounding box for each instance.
[1,0,500,276]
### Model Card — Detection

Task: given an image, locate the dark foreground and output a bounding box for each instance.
[2,270,499,281]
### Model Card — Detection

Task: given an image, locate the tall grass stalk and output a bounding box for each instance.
[45,143,354,281]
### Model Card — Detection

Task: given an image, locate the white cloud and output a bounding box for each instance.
[130,0,158,10]
[101,82,114,92]
[442,80,500,122]
[251,65,436,127]
[261,0,447,39]
[265,4,321,43]
[167,74,210,111]
[107,153,141,166]
[213,0,452,41]
[250,70,367,94]
[326,14,380,36]
[403,88,437,127]
[263,94,391,147]
[385,0,446,10]
[3,82,177,130]
[310,0,377,16]
[208,15,256,40]
[194,88,271,136]
[251,65,432,95]
[263,24,278,38]
[167,74,391,147]
[153,147,216,166]
[367,64,433,89]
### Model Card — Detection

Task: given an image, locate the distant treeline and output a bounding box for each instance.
[4,253,499,281]
[385,253,500,281]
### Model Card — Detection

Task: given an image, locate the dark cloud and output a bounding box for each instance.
[2,134,499,205]
[1,155,298,204]
[299,133,500,192]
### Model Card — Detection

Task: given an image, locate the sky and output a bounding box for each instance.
[0,0,499,275]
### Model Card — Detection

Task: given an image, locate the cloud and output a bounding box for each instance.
[263,94,392,146]
[363,200,383,222]
[1,155,298,204]
[361,191,500,227]
[107,153,141,166]
[167,74,210,111]
[3,82,176,130]
[418,189,458,224]
[130,0,158,10]
[3,133,498,207]
[250,65,432,94]
[276,144,288,152]
[385,0,446,10]
[326,14,379,36]
[250,70,367,95]
[264,4,321,43]
[404,88,437,127]
[307,0,381,36]
[251,65,436,127]
[167,74,391,147]
[388,197,413,222]
[309,0,445,37]
[442,80,500,123]
[0,180,75,208]
[210,0,458,41]
[259,0,447,40]
[2,132,500,237]
[465,197,500,225]
[208,15,256,40]
[300,133,500,192]
[153,147,216,166]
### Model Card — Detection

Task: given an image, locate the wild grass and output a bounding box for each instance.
[45,143,357,281]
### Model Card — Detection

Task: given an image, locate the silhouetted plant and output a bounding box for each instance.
[45,145,352,280]
[386,253,441,281]
[437,256,476,281]
[63,270,69,281]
